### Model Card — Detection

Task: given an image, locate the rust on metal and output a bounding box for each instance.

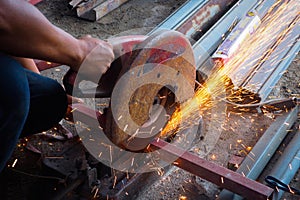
[76,0,106,16]
[66,93,275,199]
[228,155,244,171]
[66,103,274,199]
[150,139,274,200]
[176,0,238,40]
[67,103,106,128]
[35,60,60,71]
[81,0,130,21]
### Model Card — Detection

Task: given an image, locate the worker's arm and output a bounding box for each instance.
[0,0,114,82]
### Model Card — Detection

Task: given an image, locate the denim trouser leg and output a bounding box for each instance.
[0,54,67,172]
[0,55,30,172]
[21,69,68,136]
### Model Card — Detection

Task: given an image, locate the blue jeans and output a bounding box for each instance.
[0,54,67,172]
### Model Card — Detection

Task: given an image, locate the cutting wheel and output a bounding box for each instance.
[105,30,196,151]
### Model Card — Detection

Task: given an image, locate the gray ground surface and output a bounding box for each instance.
[2,0,299,200]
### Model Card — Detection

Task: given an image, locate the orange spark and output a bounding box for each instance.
[160,1,299,138]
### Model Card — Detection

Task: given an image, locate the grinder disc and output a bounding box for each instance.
[105,30,196,151]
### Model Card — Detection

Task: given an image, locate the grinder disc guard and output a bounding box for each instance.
[105,30,196,151]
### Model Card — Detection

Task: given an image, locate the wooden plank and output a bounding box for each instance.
[80,0,130,21]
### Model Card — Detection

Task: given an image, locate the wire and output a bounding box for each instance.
[9,168,65,182]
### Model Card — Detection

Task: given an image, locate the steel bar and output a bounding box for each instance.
[266,131,300,180]
[80,0,130,21]
[69,0,84,8]
[266,130,300,200]
[151,0,238,41]
[208,0,300,102]
[150,139,274,200]
[219,106,299,200]
[250,17,300,101]
[76,0,106,16]
[231,9,299,98]
[176,0,238,40]
[192,0,261,70]
[149,0,209,33]
[67,103,105,127]
[67,103,274,199]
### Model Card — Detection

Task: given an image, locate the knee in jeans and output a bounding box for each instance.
[22,79,67,135]
[45,79,68,120]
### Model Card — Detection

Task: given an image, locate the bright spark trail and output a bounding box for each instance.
[161,0,299,137]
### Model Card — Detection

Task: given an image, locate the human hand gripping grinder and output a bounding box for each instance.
[63,30,196,152]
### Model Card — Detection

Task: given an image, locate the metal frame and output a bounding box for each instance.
[68,103,274,199]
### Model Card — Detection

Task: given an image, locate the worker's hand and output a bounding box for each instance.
[73,35,115,83]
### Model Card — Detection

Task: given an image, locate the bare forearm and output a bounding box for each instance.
[0,0,84,70]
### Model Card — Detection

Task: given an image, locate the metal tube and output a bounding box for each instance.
[219,106,299,200]
[209,0,300,102]
[255,18,300,101]
[175,0,238,40]
[211,13,261,62]
[150,0,209,33]
[210,0,283,62]
[150,0,238,41]
[267,130,300,200]
[268,130,300,179]
[193,0,260,70]
[193,0,282,74]
[273,150,300,199]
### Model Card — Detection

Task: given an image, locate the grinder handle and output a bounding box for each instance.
[63,35,147,97]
